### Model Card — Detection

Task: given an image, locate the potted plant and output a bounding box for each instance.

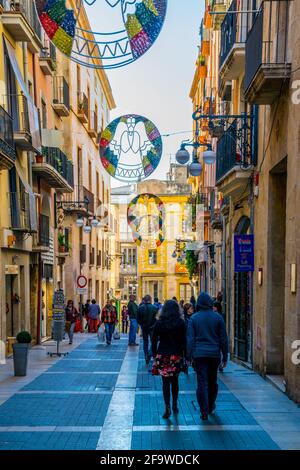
[58,233,65,253]
[198,55,207,78]
[13,331,32,377]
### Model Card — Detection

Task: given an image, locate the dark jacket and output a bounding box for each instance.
[137,303,158,330]
[152,318,186,357]
[187,292,228,361]
[127,300,138,320]
[65,306,79,323]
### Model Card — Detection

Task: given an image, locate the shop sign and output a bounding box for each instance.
[234,235,254,272]
[5,265,19,275]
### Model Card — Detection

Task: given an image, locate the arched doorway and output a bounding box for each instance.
[234,216,252,364]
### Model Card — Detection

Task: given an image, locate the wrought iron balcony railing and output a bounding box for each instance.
[219,0,252,70]
[41,147,74,188]
[244,0,291,104]
[0,105,16,169]
[8,191,31,232]
[216,115,257,183]
[77,92,89,123]
[53,76,70,116]
[1,0,42,41]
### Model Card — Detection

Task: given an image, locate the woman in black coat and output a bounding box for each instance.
[151,300,187,419]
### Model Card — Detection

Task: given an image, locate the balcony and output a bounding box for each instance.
[210,0,227,30]
[3,93,40,152]
[1,0,43,53]
[62,185,95,216]
[244,1,291,105]
[32,147,74,193]
[219,0,248,82]
[87,110,98,139]
[53,76,70,117]
[77,92,89,124]
[33,214,50,252]
[216,118,256,198]
[8,191,31,233]
[210,190,222,230]
[0,105,16,170]
[39,41,56,76]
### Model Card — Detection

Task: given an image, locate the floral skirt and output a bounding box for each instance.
[152,354,182,377]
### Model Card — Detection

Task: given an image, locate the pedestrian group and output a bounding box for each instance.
[63,290,228,422]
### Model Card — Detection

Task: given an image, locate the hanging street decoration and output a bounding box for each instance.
[34,0,168,69]
[99,114,163,183]
[127,193,165,248]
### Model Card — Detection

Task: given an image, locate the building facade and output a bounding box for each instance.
[0,0,118,354]
[191,0,300,402]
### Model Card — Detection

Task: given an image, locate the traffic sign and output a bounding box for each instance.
[77,288,88,295]
[77,275,87,289]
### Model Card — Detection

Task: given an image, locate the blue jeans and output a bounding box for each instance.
[67,322,76,344]
[142,327,153,359]
[194,357,220,414]
[104,323,114,344]
[128,319,138,344]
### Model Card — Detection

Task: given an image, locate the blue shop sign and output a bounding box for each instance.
[234,235,254,272]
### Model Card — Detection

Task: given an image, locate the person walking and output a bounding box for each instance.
[152,300,187,419]
[190,295,196,311]
[137,295,158,364]
[213,300,226,373]
[83,299,91,330]
[88,299,101,333]
[183,302,194,327]
[101,300,117,345]
[121,305,129,334]
[153,297,163,311]
[128,295,139,346]
[65,300,80,345]
[187,292,228,421]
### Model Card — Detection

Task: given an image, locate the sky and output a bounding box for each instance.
[86,0,204,184]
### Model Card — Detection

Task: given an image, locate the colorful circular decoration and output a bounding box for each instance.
[127,193,165,247]
[100,114,163,182]
[34,1,168,69]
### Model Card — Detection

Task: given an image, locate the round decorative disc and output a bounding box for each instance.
[99,114,163,182]
[127,193,165,247]
[35,0,168,69]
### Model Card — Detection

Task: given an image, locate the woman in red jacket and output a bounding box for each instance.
[65,300,80,345]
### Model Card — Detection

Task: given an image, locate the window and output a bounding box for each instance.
[148,250,157,265]
[88,160,92,192]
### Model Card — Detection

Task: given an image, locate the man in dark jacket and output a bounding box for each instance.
[128,295,139,346]
[187,292,228,421]
[137,295,158,364]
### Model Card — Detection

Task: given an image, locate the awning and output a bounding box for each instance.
[15,159,37,232]
[4,37,41,153]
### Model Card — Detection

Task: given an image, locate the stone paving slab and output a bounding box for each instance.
[0,394,111,426]
[131,430,279,450]
[0,334,299,450]
[0,432,99,450]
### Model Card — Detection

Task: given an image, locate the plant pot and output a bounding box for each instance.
[13,343,30,376]
[58,245,65,253]
[36,155,43,164]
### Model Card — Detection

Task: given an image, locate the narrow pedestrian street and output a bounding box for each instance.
[0,334,299,451]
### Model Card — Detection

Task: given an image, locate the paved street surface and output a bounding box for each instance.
[0,334,299,450]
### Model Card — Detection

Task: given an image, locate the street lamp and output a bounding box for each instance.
[76,216,84,228]
[176,146,190,165]
[83,223,92,234]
